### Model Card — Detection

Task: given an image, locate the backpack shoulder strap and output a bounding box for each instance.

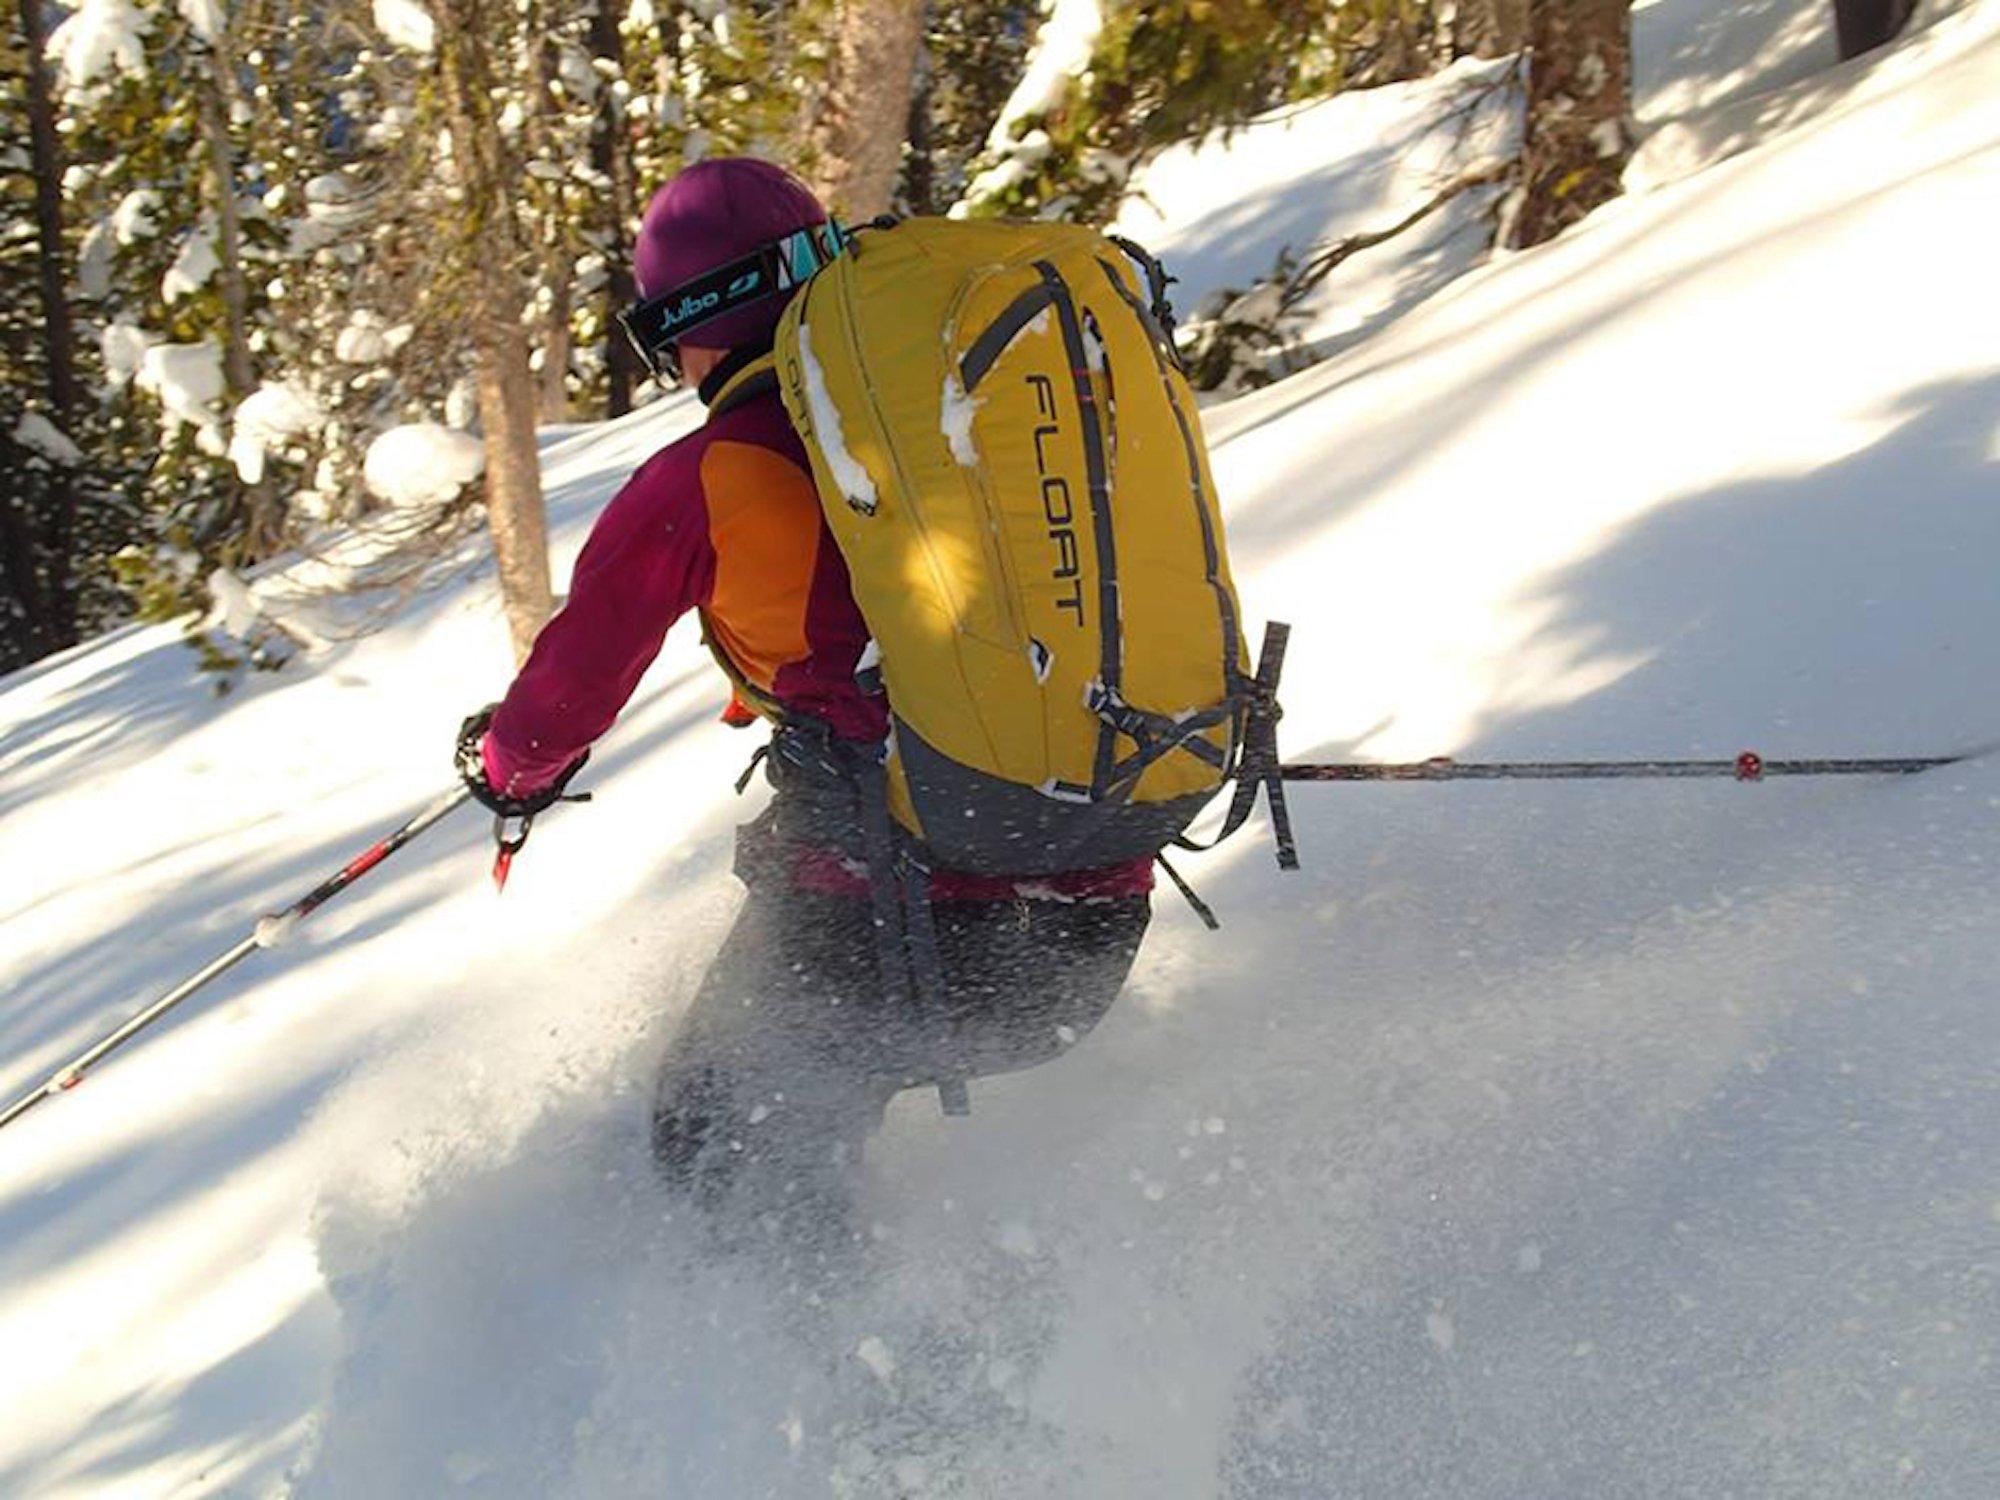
[705,351,781,420]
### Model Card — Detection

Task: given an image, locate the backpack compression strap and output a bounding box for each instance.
[1174,621,1298,871]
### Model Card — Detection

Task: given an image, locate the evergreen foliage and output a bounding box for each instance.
[958,0,1459,224]
[0,0,1638,677]
[900,0,1038,215]
[3,0,125,668]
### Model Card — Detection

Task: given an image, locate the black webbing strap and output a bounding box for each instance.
[1091,686,1234,788]
[897,849,969,1116]
[784,723,965,1116]
[850,746,916,1011]
[1107,234,1186,372]
[1175,622,1298,870]
[1154,852,1220,930]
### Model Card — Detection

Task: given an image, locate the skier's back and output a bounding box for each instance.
[458,159,1153,1226]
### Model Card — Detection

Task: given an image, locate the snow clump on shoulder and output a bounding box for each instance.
[797,325,877,514]
[940,370,981,467]
[363,424,484,509]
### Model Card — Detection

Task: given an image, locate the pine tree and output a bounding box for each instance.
[957,0,1449,224]
[434,0,554,662]
[49,0,298,623]
[899,0,1037,215]
[588,0,643,417]
[2,0,81,663]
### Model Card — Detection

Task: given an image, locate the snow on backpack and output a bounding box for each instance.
[773,217,1292,878]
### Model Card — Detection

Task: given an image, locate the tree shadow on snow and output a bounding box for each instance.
[0,650,736,1493]
[1203,370,2000,1496]
[1634,0,1838,126]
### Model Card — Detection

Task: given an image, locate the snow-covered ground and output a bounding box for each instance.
[1107,55,1519,378]
[5,2,1999,1494]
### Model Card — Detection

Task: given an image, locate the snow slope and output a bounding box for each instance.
[1107,56,1519,378]
[4,3,1999,1494]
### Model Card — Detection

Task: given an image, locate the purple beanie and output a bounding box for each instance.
[633,157,828,352]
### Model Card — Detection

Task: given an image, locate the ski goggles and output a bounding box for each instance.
[619,218,853,384]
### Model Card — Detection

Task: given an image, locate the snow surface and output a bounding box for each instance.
[47,0,150,93]
[134,340,226,433]
[371,0,436,56]
[362,424,486,509]
[230,384,325,487]
[1109,55,1521,380]
[13,411,83,467]
[5,5,2000,1495]
[163,229,220,305]
[987,0,1101,151]
[1628,0,1981,191]
[99,321,151,388]
[206,567,263,640]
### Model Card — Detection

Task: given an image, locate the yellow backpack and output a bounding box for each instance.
[774,217,1287,878]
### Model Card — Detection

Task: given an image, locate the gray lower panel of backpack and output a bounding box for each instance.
[894,717,1210,877]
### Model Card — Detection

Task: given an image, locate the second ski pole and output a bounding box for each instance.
[1280,752,1962,783]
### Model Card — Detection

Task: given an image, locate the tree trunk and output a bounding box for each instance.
[589,0,642,417]
[1832,0,1916,59]
[526,15,573,424]
[1,448,56,665]
[902,36,934,215]
[536,276,572,423]
[1455,0,1530,57]
[195,31,281,556]
[436,0,554,664]
[1508,0,1633,250]
[809,0,924,219]
[474,317,554,665]
[198,53,254,396]
[17,0,79,653]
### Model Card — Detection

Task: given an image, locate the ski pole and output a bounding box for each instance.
[1281,751,1962,783]
[0,784,473,1135]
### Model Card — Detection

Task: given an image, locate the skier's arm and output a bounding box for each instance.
[482,449,716,797]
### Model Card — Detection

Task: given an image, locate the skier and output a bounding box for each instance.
[455,159,1153,1228]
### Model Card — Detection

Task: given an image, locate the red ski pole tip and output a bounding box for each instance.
[1735,751,1764,781]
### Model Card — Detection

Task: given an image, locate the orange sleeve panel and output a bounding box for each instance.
[698,439,824,692]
